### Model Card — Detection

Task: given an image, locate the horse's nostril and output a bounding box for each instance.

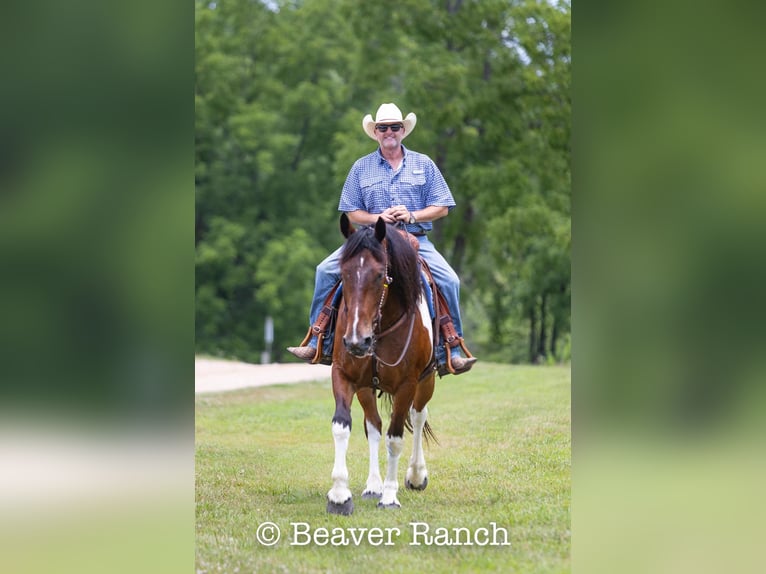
[342,335,371,358]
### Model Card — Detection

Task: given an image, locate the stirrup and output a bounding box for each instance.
[442,339,475,375]
[295,330,331,365]
[295,281,341,364]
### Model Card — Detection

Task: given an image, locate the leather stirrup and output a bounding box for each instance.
[297,280,341,364]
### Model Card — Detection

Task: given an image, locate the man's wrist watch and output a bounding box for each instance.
[409,212,417,224]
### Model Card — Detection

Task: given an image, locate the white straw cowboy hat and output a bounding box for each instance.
[362,103,417,140]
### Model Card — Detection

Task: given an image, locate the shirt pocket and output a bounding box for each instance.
[399,174,426,191]
[360,175,386,191]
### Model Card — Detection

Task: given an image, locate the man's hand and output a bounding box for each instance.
[387,205,411,223]
[380,206,404,224]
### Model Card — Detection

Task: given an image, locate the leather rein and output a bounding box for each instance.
[370,247,416,367]
[368,244,417,393]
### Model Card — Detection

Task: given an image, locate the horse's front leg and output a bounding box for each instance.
[327,368,355,515]
[378,385,416,509]
[357,388,383,499]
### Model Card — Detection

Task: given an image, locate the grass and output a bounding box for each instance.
[196,362,570,573]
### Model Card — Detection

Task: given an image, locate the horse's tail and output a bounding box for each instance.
[382,394,440,446]
[422,420,439,446]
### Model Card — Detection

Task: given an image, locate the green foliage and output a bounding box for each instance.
[253,229,328,361]
[195,0,570,364]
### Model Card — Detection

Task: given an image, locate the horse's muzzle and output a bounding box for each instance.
[343,335,374,358]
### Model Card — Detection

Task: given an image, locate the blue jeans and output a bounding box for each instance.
[307,236,463,363]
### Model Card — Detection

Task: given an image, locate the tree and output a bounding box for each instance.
[195,0,571,364]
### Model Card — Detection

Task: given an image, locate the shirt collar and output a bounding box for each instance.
[377,144,408,164]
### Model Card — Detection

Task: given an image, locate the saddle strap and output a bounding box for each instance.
[437,295,461,349]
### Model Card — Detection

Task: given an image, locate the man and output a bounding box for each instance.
[288,102,476,375]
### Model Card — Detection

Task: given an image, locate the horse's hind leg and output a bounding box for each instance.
[378,432,405,509]
[357,388,383,499]
[405,406,429,490]
[406,374,435,491]
[378,386,416,509]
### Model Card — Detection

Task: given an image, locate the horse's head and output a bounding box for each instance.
[338,214,390,358]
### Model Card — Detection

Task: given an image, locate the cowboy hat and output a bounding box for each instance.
[362,103,417,140]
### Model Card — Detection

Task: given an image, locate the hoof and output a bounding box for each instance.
[326,497,354,515]
[361,490,382,500]
[377,501,401,510]
[405,476,428,491]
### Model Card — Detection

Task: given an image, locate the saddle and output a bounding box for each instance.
[297,229,474,374]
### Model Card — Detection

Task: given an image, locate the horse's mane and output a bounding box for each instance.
[340,224,421,313]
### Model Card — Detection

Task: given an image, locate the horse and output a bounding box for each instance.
[326,213,437,515]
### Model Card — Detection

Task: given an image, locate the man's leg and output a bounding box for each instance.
[417,238,476,375]
[308,246,344,337]
[288,245,343,362]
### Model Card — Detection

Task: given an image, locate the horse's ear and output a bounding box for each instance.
[340,213,355,238]
[374,216,387,243]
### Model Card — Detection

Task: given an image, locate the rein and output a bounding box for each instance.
[370,310,416,397]
[374,311,416,367]
[369,239,419,394]
[370,241,414,368]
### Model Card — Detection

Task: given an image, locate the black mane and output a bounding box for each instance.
[340,224,421,313]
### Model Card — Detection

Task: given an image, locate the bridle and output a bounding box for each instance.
[369,241,416,368]
[342,232,419,393]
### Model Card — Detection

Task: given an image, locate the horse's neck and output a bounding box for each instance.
[380,295,408,332]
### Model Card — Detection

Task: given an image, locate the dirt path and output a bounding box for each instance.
[195,357,332,394]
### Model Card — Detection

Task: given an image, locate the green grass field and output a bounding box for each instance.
[196,362,570,573]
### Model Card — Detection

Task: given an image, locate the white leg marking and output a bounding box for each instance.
[327,422,352,504]
[379,435,404,507]
[406,406,429,488]
[362,420,383,497]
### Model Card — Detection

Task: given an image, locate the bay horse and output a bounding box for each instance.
[326,213,437,515]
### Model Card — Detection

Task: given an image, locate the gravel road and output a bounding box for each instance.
[195,357,332,394]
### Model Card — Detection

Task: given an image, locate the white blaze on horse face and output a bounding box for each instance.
[348,257,366,344]
[355,256,366,292]
[352,306,361,343]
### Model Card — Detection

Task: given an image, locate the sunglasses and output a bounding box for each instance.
[375,124,404,133]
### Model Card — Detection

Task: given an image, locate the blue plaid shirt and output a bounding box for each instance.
[338,145,456,233]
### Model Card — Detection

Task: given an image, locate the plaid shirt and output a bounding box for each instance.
[338,145,455,233]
